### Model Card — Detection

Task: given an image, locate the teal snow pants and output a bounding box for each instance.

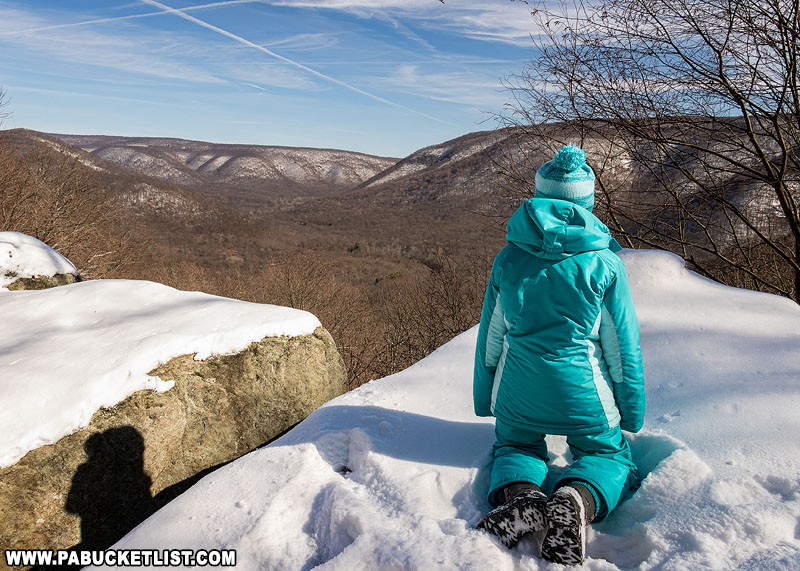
[488,420,639,520]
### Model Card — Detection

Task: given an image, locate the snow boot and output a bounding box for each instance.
[540,485,592,565]
[477,483,548,548]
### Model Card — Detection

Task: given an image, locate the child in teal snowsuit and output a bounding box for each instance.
[474,146,645,564]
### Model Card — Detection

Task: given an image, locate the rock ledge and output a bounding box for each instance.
[0,326,346,563]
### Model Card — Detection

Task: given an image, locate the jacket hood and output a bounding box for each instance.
[506,198,621,259]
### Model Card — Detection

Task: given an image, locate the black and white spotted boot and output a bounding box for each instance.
[477,483,548,548]
[541,485,589,565]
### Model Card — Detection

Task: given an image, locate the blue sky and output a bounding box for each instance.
[0,1,538,157]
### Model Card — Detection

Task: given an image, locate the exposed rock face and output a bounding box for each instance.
[0,327,346,567]
[6,273,81,290]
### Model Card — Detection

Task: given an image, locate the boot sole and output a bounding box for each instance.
[477,494,547,548]
[541,491,585,564]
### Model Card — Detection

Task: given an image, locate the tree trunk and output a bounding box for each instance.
[795,237,800,304]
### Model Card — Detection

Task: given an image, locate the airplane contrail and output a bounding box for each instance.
[0,1,262,37]
[140,0,454,125]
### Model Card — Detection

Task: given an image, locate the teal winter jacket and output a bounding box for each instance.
[473,198,645,435]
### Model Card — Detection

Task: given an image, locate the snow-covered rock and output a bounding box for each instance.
[0,278,324,468]
[0,231,79,290]
[0,326,346,559]
[97,250,800,570]
[0,255,347,557]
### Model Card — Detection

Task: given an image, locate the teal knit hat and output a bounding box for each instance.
[534,145,595,211]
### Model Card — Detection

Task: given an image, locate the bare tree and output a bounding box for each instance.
[374,248,490,376]
[500,0,800,302]
[1,137,132,278]
[0,88,9,125]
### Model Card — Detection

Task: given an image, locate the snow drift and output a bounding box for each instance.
[93,250,800,569]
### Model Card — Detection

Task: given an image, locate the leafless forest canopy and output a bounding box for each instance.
[0,128,509,387]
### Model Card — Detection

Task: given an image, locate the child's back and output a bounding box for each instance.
[474,146,645,565]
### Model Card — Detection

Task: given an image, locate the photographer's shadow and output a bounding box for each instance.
[65,426,154,552]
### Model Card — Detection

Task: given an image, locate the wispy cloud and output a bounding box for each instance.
[386,64,508,108]
[0,4,317,90]
[7,85,184,107]
[242,82,269,91]
[227,62,319,90]
[0,1,263,37]
[269,0,433,17]
[1,0,538,48]
[262,31,341,52]
[0,0,533,155]
[220,118,274,124]
[270,0,538,46]
[442,5,538,46]
[1,26,223,85]
[140,0,454,124]
[378,13,437,52]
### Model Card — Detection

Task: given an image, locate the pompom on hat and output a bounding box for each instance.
[534,144,596,211]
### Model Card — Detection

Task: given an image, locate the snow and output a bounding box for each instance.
[0,275,321,469]
[197,155,232,173]
[121,183,202,217]
[366,137,499,187]
[0,231,77,289]
[367,160,425,186]
[34,137,105,172]
[90,249,800,570]
[60,135,398,189]
[93,146,198,185]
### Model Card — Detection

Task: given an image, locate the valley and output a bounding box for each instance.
[0,128,518,387]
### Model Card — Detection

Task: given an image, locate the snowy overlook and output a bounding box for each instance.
[95,249,800,570]
[0,231,322,468]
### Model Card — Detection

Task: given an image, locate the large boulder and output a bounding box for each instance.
[0,232,348,567]
[0,327,346,561]
[0,231,80,291]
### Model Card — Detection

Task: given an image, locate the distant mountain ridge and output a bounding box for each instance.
[361,129,508,190]
[50,133,400,198]
[1,127,528,229]
[34,130,529,217]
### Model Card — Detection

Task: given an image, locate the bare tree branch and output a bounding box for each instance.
[497,0,800,302]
